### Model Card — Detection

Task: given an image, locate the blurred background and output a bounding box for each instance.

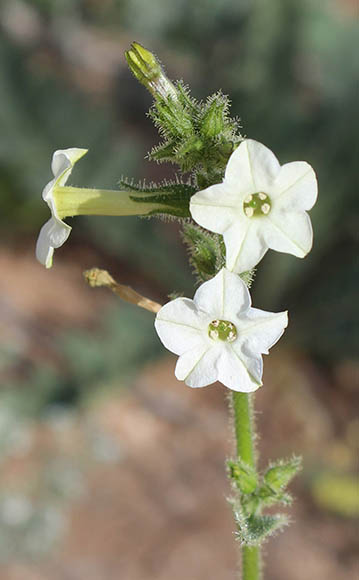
[0,0,358,578]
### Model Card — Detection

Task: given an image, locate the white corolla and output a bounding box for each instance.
[155,268,288,391]
[36,148,88,268]
[190,139,318,273]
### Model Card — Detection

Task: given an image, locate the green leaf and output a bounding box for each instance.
[264,456,302,492]
[236,513,289,546]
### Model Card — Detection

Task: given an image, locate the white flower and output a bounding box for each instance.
[190,139,318,273]
[36,148,87,268]
[155,268,287,391]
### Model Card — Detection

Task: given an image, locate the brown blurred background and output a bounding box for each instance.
[0,0,358,579]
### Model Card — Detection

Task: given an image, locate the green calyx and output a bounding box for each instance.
[243,192,272,218]
[182,224,225,282]
[119,179,196,218]
[208,319,237,342]
[149,87,242,177]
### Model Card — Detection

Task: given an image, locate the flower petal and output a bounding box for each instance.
[271,161,318,211]
[51,148,88,183]
[36,217,71,268]
[175,342,222,388]
[225,140,281,193]
[37,148,88,268]
[237,308,288,355]
[190,183,241,234]
[263,211,313,257]
[155,297,209,355]
[193,268,251,319]
[217,344,261,392]
[43,149,88,207]
[224,221,268,273]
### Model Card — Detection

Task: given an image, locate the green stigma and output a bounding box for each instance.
[208,319,237,342]
[243,192,272,218]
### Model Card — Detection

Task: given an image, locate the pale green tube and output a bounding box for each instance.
[53,186,163,219]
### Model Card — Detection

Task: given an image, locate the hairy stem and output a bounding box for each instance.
[232,392,261,580]
[242,546,260,580]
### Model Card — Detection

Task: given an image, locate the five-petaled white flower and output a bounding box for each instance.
[190,139,318,273]
[36,148,87,268]
[155,268,287,391]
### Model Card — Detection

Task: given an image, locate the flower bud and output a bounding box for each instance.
[125,42,177,101]
[201,100,225,138]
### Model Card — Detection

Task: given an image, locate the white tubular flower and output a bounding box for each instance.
[36,148,191,269]
[36,148,88,268]
[155,268,288,391]
[190,139,318,273]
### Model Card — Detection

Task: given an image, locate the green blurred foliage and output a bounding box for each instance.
[1,305,161,415]
[311,472,359,518]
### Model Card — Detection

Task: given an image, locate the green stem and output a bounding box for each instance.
[232,392,256,466]
[242,546,260,579]
[232,392,261,580]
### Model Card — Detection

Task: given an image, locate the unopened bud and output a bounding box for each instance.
[202,101,225,138]
[125,42,177,101]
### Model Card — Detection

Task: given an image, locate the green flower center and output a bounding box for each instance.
[208,319,237,342]
[243,192,271,218]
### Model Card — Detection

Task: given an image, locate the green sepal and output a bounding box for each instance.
[175,81,199,115]
[200,92,240,138]
[148,85,241,175]
[200,92,232,139]
[149,98,193,140]
[228,459,258,495]
[264,456,302,493]
[149,140,177,163]
[182,224,225,281]
[118,178,195,197]
[174,135,204,171]
[118,179,196,218]
[201,100,225,138]
[239,269,256,289]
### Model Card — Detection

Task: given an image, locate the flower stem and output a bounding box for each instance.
[242,546,260,579]
[232,392,256,466]
[232,392,261,580]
